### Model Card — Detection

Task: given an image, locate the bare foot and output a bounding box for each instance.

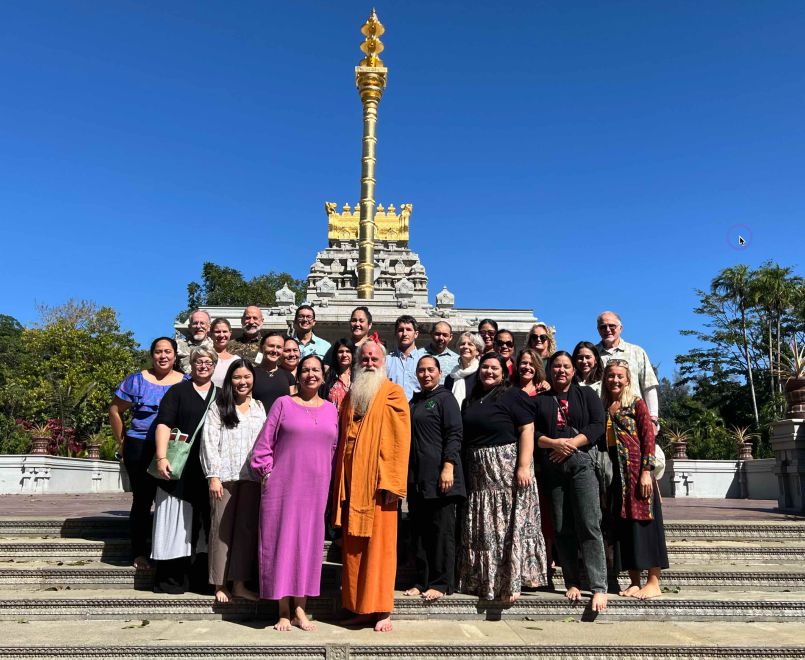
[507,592,521,603]
[132,555,151,570]
[214,587,231,604]
[619,584,641,598]
[591,592,608,612]
[634,583,662,600]
[374,613,393,632]
[421,588,445,601]
[273,617,292,631]
[292,614,317,631]
[565,586,582,602]
[403,587,422,596]
[341,613,375,627]
[232,585,259,601]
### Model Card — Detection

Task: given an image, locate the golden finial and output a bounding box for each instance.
[359,9,385,67]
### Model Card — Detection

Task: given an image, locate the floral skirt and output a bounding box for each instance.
[457,443,547,600]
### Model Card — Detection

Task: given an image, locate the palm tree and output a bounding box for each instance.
[713,265,759,427]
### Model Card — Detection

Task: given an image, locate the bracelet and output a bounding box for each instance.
[155,457,168,462]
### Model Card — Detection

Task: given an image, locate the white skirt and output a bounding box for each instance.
[151,488,193,560]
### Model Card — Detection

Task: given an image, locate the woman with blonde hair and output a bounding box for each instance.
[601,359,668,599]
[527,323,556,368]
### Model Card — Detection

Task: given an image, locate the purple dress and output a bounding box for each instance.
[250,395,339,599]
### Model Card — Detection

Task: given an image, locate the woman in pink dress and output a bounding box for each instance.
[251,354,339,631]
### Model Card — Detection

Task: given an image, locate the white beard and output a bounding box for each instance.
[349,365,388,417]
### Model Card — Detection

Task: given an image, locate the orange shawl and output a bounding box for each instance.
[331,379,410,537]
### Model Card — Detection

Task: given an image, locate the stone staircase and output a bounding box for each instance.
[0,515,803,658]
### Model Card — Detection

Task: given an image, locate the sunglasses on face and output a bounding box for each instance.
[495,340,514,348]
[479,330,496,336]
[598,324,618,331]
[529,334,549,343]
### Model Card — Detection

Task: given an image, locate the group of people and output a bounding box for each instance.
[109,303,667,632]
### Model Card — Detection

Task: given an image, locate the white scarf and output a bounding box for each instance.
[449,359,478,408]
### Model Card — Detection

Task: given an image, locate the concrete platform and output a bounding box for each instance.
[1,620,804,659]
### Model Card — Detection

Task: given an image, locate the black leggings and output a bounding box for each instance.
[123,437,157,559]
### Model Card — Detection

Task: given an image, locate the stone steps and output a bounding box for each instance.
[3,517,805,541]
[0,620,805,660]
[0,619,804,660]
[1,588,804,622]
[2,562,804,591]
[4,536,804,563]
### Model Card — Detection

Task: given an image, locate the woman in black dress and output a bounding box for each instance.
[457,352,547,602]
[404,355,466,601]
[151,346,217,593]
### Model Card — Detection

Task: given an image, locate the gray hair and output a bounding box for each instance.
[189,346,218,365]
[596,310,622,326]
[459,331,484,354]
[188,309,211,323]
[359,339,387,357]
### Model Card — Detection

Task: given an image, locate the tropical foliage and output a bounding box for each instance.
[0,301,141,456]
[669,261,804,458]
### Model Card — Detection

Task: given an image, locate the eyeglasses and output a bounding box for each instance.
[296,315,314,321]
[194,360,214,367]
[495,340,514,348]
[598,323,618,331]
[529,334,549,343]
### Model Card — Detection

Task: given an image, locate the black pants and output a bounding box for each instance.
[408,496,457,593]
[122,436,156,559]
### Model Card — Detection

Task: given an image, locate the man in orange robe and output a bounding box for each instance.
[331,340,410,632]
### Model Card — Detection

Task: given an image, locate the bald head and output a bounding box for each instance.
[359,341,386,371]
[242,306,264,339]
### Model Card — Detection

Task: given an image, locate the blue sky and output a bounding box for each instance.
[1,1,803,379]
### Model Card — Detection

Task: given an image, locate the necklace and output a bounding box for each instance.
[296,396,321,425]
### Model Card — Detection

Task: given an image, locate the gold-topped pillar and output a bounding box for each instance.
[355,10,388,300]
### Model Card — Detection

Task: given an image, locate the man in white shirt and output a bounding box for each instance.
[595,310,660,431]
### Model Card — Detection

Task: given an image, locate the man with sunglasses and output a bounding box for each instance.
[595,311,659,431]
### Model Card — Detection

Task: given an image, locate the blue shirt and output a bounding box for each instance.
[386,346,426,400]
[423,346,460,385]
[295,333,332,360]
[114,371,189,441]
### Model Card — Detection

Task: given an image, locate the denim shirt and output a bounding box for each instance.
[387,347,426,401]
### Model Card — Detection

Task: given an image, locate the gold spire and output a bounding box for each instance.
[358,9,385,67]
[354,10,389,300]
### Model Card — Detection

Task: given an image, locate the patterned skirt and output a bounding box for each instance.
[457,443,547,600]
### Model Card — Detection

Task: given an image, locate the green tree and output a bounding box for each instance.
[183,262,306,316]
[0,300,140,440]
[712,265,760,427]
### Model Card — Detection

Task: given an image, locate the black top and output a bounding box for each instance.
[253,367,294,414]
[462,386,535,450]
[408,386,466,500]
[533,384,605,452]
[153,379,216,502]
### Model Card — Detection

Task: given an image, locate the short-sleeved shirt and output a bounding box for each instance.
[253,367,295,413]
[595,338,659,399]
[114,371,188,441]
[462,387,535,450]
[176,335,214,374]
[387,347,426,401]
[294,333,332,360]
